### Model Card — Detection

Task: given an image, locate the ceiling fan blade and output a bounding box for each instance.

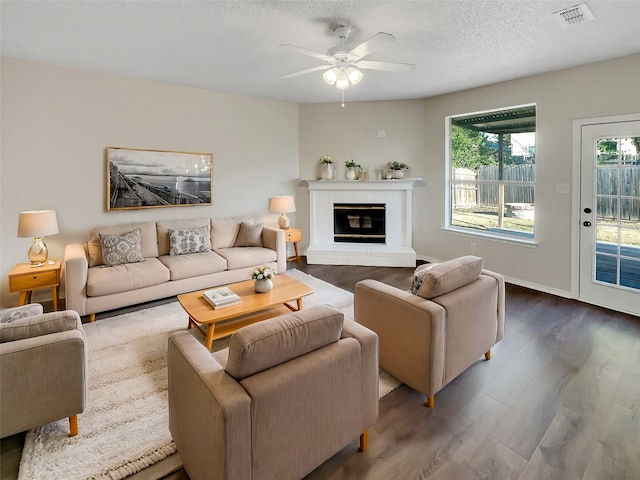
[355,60,415,72]
[348,32,395,59]
[281,64,333,79]
[279,44,333,62]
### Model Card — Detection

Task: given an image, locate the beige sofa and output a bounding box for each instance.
[355,255,505,408]
[64,216,286,320]
[168,304,379,480]
[0,304,87,438]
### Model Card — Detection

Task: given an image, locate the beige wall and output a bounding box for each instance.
[2,54,639,307]
[299,54,640,295]
[1,57,299,306]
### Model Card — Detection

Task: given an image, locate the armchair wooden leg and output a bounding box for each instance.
[426,396,435,408]
[89,313,95,322]
[485,349,491,361]
[69,415,78,437]
[359,431,368,452]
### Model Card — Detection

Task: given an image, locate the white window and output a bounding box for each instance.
[446,105,536,241]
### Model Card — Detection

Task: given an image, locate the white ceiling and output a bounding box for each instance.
[2,1,640,104]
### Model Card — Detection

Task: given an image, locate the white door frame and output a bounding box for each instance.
[571,113,640,310]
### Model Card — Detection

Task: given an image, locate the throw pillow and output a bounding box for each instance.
[408,263,437,295]
[0,304,44,324]
[168,225,210,256]
[0,310,80,343]
[417,255,484,299]
[233,222,264,247]
[100,228,144,267]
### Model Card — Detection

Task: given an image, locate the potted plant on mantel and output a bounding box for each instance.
[345,160,361,180]
[388,161,409,179]
[319,155,334,180]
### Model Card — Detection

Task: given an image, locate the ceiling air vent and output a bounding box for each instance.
[553,3,595,27]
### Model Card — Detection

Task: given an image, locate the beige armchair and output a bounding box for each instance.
[355,255,505,408]
[168,304,379,480]
[0,304,87,438]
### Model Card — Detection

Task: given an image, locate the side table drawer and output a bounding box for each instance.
[9,270,58,292]
[286,229,302,242]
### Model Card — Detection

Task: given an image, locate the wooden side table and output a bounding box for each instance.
[284,227,302,264]
[8,260,61,311]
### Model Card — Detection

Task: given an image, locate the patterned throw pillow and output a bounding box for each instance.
[100,228,144,267]
[408,263,437,295]
[168,226,210,256]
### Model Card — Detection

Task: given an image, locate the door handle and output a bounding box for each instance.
[583,221,592,227]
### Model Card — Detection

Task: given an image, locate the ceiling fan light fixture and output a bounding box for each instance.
[323,68,338,85]
[347,67,363,85]
[336,69,350,89]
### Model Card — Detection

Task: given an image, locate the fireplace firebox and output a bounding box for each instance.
[333,203,385,243]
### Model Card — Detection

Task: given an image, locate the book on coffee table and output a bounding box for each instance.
[203,287,242,309]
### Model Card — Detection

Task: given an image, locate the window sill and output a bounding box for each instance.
[442,226,538,247]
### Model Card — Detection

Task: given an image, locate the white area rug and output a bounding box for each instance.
[18,270,400,479]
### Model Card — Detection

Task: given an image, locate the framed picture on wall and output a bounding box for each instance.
[106,147,213,210]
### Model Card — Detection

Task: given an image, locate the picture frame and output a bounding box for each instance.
[106,147,213,210]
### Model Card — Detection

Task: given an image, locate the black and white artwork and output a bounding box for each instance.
[107,147,213,210]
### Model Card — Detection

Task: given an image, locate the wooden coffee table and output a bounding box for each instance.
[177,274,313,351]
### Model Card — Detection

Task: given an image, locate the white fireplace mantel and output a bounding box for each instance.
[303,179,421,267]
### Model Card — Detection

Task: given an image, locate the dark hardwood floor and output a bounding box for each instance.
[2,259,639,479]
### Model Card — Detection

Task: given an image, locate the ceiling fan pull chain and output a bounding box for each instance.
[341,89,345,108]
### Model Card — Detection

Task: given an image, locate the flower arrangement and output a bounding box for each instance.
[250,265,275,280]
[345,159,361,169]
[320,155,334,164]
[388,161,409,171]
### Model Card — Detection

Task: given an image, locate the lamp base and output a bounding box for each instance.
[28,237,48,266]
[278,213,291,229]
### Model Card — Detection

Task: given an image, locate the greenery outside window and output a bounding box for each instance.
[446,104,536,240]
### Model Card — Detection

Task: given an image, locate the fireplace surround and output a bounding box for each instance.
[304,179,418,267]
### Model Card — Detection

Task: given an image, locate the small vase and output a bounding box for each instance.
[254,278,273,293]
[392,170,404,179]
[320,163,334,180]
[345,168,357,180]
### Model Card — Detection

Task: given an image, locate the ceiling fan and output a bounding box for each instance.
[280,25,415,90]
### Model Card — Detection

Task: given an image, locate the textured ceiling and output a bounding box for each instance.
[2,1,639,104]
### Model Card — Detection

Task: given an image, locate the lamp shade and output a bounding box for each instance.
[269,196,296,214]
[18,210,59,238]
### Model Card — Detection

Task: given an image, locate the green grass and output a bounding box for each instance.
[453,207,640,246]
[452,207,534,234]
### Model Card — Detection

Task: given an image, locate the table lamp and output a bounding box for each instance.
[269,196,296,229]
[17,210,59,267]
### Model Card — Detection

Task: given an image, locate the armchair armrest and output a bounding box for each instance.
[354,279,447,396]
[481,269,506,343]
[168,332,252,480]
[64,243,89,315]
[261,226,286,273]
[341,319,379,428]
[0,329,87,438]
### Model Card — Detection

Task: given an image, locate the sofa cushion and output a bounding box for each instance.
[0,310,81,343]
[168,225,210,256]
[211,216,253,250]
[233,222,264,247]
[416,255,484,299]
[157,219,211,256]
[225,305,344,380]
[158,251,228,281]
[215,247,277,270]
[88,222,158,267]
[100,228,145,267]
[87,258,170,297]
